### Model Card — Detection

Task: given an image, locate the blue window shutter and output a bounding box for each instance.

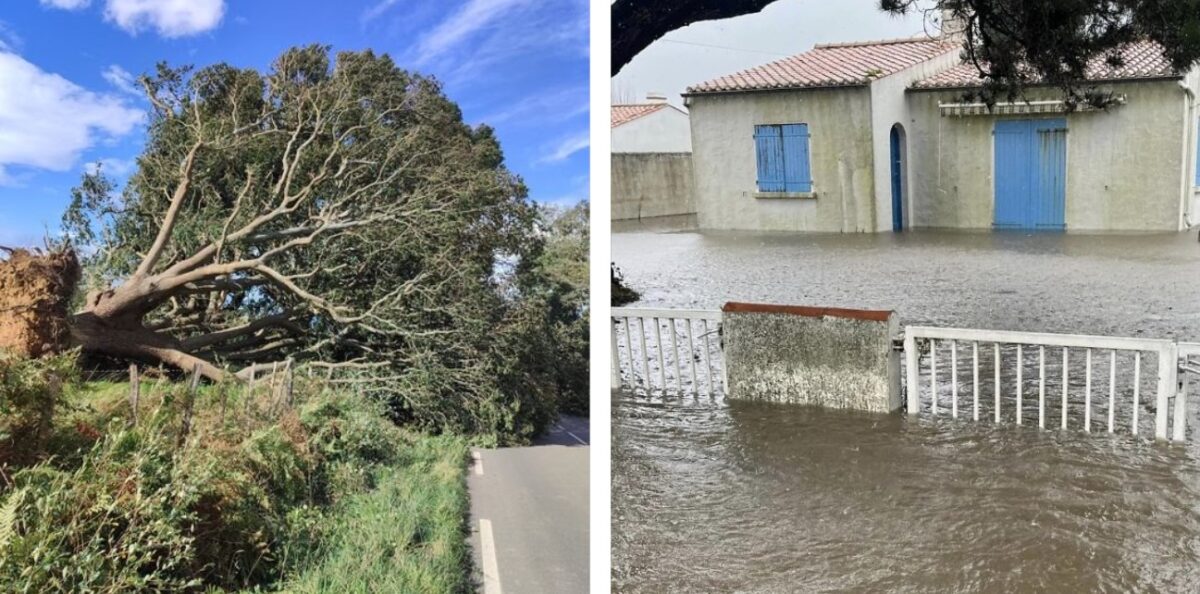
[754,125,785,192]
[781,123,812,192]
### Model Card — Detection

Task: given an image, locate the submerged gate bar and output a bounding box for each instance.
[721,302,901,413]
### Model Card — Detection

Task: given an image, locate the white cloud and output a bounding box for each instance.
[536,173,589,205]
[103,0,225,38]
[0,22,22,52]
[361,0,401,25]
[0,52,143,184]
[435,2,587,88]
[413,0,532,65]
[85,157,136,177]
[40,0,91,9]
[481,85,589,126]
[0,221,47,249]
[102,64,141,96]
[538,131,589,164]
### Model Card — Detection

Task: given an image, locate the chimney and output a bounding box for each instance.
[940,8,967,40]
[645,92,668,104]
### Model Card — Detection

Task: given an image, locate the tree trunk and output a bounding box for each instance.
[69,309,234,382]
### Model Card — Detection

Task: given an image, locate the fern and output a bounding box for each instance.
[0,487,26,552]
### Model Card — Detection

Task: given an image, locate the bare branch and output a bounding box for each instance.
[133,140,204,278]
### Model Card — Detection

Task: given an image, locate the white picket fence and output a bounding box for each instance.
[610,307,724,397]
[904,327,1189,441]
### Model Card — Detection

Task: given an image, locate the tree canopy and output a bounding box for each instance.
[62,45,586,442]
[887,0,1200,106]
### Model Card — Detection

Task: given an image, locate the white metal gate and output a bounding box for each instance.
[904,327,1186,442]
[611,307,724,397]
[1180,342,1200,441]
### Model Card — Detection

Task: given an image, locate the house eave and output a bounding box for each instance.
[906,74,1184,93]
[683,82,870,99]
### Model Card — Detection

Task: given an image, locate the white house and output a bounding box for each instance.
[611,94,696,225]
[683,26,1200,233]
[612,94,692,153]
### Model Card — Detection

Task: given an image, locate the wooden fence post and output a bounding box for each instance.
[179,364,201,447]
[246,362,257,418]
[128,364,140,426]
[285,358,295,408]
[269,361,280,400]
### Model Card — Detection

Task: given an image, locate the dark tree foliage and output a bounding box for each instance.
[513,203,590,416]
[612,0,777,75]
[611,264,640,307]
[614,0,1200,106]
[885,0,1200,107]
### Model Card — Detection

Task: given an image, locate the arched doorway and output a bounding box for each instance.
[890,124,906,232]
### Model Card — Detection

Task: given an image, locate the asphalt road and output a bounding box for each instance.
[468,415,590,594]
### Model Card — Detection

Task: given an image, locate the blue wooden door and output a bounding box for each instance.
[890,127,903,231]
[1034,127,1067,229]
[993,119,1067,230]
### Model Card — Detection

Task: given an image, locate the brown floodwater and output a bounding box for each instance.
[611,230,1200,593]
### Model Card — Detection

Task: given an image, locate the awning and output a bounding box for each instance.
[938,96,1126,117]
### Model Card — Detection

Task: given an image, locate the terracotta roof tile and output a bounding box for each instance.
[611,103,669,128]
[912,40,1177,89]
[687,37,959,94]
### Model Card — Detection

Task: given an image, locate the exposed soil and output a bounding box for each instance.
[0,248,80,357]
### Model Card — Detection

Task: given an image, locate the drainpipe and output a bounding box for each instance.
[1180,79,1198,230]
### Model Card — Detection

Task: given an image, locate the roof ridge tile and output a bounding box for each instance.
[687,38,959,94]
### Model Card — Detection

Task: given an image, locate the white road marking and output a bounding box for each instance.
[472,451,483,475]
[554,424,588,446]
[480,518,502,594]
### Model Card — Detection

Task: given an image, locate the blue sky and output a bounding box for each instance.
[0,0,589,247]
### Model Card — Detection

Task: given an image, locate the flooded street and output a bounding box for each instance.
[612,230,1200,593]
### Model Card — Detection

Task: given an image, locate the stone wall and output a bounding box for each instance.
[722,302,901,413]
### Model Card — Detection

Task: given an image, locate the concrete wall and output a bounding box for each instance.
[687,87,877,232]
[612,152,696,222]
[869,50,961,232]
[906,80,1192,232]
[722,303,901,413]
[612,107,692,153]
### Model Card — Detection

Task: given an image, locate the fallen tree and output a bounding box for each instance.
[59,46,572,438]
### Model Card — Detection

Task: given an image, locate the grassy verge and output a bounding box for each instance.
[280,435,469,593]
[0,353,472,593]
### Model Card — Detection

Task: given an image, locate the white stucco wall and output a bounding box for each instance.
[687,87,876,232]
[868,50,961,232]
[905,79,1193,232]
[612,107,692,153]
